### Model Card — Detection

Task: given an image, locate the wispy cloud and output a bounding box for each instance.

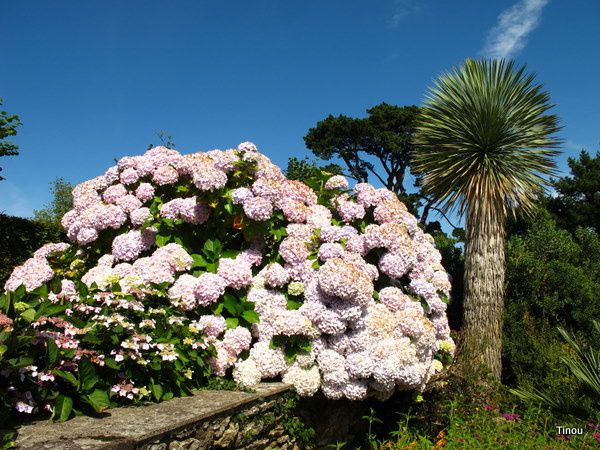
[390,0,421,27]
[482,0,549,59]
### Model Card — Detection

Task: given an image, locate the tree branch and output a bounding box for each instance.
[418,196,460,229]
[431,207,460,229]
[364,164,389,189]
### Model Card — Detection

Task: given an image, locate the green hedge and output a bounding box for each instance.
[0,213,64,285]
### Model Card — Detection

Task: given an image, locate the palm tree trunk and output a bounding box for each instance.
[457,205,506,381]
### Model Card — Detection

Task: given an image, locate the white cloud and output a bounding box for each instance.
[390,0,421,27]
[482,0,549,58]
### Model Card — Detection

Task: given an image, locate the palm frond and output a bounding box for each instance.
[510,321,600,416]
[413,59,561,223]
[558,324,600,397]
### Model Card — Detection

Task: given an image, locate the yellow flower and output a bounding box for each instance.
[184,369,193,379]
[183,337,194,345]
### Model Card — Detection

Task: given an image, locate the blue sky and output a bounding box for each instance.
[1,0,598,225]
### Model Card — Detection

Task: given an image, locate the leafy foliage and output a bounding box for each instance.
[285,157,342,184]
[272,392,316,446]
[0,273,214,425]
[349,371,600,449]
[0,98,21,181]
[372,403,599,449]
[33,178,74,229]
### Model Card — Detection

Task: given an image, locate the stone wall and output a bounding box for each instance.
[15,383,300,450]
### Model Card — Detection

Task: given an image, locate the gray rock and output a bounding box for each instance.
[214,421,239,448]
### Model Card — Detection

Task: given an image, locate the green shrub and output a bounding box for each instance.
[503,209,600,406]
[0,214,64,285]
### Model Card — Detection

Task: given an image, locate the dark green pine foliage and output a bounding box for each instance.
[547,150,600,233]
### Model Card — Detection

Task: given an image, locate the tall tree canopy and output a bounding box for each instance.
[547,149,600,232]
[33,177,74,228]
[0,98,22,180]
[304,103,420,211]
[413,59,560,381]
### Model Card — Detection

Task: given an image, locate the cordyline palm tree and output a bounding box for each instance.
[413,59,560,381]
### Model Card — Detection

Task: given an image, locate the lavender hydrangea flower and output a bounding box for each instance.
[193,167,227,191]
[130,207,151,226]
[152,165,179,185]
[262,263,289,288]
[103,184,128,204]
[168,274,199,310]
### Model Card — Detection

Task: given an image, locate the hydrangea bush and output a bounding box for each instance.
[0,142,454,422]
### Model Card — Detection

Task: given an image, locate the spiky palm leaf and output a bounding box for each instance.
[413,58,561,221]
[511,321,600,415]
[557,321,600,398]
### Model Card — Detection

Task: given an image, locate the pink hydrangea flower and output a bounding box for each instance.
[152,165,179,185]
[243,196,273,221]
[168,274,199,310]
[263,263,289,288]
[223,327,252,355]
[193,167,227,191]
[232,187,253,204]
[116,194,143,214]
[4,257,54,292]
[217,258,253,289]
[196,315,226,337]
[112,230,151,262]
[130,207,151,226]
[103,184,128,204]
[194,273,226,306]
[237,141,258,152]
[135,183,155,202]
[119,167,139,185]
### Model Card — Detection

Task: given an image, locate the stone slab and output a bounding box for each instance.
[14,383,290,450]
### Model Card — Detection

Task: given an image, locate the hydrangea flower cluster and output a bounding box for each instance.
[3,142,453,410]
